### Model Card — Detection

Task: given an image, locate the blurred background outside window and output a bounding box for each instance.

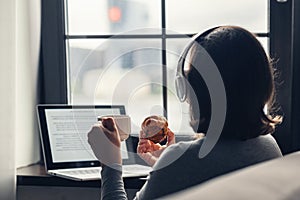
[65,0,268,135]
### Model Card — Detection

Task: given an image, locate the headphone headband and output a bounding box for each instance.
[175,26,221,102]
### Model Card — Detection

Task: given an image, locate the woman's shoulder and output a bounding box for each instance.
[220,134,283,160]
[165,137,205,154]
[248,134,281,148]
[152,138,205,170]
[253,134,283,155]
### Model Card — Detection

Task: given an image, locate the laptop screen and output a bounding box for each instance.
[37,105,134,170]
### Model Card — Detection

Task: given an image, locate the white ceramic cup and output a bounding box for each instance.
[98,115,131,141]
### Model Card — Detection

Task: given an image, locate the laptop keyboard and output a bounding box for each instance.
[123,164,152,173]
[62,168,100,175]
[57,164,152,177]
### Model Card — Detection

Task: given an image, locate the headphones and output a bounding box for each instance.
[175,26,221,102]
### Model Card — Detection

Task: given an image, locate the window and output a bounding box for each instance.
[42,0,269,135]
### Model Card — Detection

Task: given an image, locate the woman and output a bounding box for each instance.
[88,26,283,199]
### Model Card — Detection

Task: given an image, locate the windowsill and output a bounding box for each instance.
[17,164,147,189]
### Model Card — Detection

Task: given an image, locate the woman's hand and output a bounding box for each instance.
[87,117,122,167]
[137,128,175,167]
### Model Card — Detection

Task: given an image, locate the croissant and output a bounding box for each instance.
[140,115,168,143]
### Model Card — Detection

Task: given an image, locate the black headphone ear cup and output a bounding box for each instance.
[175,74,187,102]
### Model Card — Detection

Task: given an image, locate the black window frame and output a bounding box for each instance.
[40,0,300,154]
[269,0,300,154]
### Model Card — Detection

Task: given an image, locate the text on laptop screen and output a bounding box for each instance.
[45,108,129,163]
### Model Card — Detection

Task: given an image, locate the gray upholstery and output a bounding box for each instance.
[163,151,300,200]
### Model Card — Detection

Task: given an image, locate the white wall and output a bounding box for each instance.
[0,0,40,198]
[15,0,40,168]
[0,0,16,199]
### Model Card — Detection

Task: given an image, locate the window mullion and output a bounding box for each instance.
[161,0,168,119]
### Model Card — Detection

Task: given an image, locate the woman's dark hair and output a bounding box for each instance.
[186,26,282,140]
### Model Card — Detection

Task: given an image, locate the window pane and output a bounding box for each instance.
[67,39,162,133]
[64,0,270,136]
[257,37,269,55]
[166,0,268,33]
[66,0,161,35]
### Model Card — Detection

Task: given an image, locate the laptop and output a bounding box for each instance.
[37,104,152,181]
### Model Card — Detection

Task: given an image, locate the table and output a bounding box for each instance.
[17,164,147,200]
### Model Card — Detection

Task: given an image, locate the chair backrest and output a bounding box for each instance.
[164,151,300,200]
